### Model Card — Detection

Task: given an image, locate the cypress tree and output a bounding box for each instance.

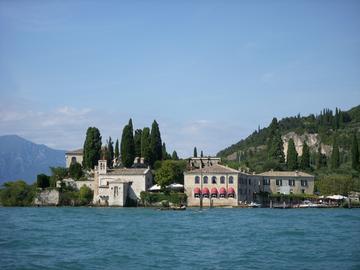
[331,136,340,169]
[172,151,179,160]
[300,142,310,170]
[114,139,119,159]
[150,120,162,167]
[121,120,135,168]
[286,139,298,170]
[351,132,359,170]
[162,143,168,160]
[269,131,285,164]
[141,127,151,164]
[107,137,114,168]
[193,147,198,158]
[134,129,142,157]
[200,150,204,157]
[82,127,102,169]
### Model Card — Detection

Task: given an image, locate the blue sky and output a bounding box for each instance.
[0,0,359,157]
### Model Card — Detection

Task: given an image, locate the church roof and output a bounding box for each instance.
[185,164,239,174]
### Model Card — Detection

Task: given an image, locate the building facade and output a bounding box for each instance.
[184,164,240,207]
[65,149,83,168]
[257,170,315,195]
[184,161,315,207]
[93,160,153,206]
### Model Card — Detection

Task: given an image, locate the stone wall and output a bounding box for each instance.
[34,189,60,206]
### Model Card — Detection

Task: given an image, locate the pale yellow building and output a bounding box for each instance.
[65,149,83,168]
[184,163,240,207]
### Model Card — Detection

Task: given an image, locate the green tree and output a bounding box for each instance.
[162,143,168,160]
[150,120,162,166]
[82,127,102,169]
[172,151,179,160]
[0,181,36,206]
[300,142,310,170]
[316,145,327,169]
[107,137,114,167]
[155,160,186,189]
[134,129,142,157]
[286,139,298,170]
[351,132,359,170]
[200,150,204,157]
[193,147,198,157]
[331,136,340,169]
[141,127,151,164]
[37,174,50,189]
[114,139,119,159]
[316,174,360,195]
[49,167,68,187]
[269,131,285,164]
[121,119,135,168]
[79,185,93,205]
[69,162,83,180]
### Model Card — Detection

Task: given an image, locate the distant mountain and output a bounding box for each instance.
[217,105,360,173]
[0,135,66,184]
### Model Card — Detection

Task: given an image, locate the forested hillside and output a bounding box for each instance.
[217,105,360,194]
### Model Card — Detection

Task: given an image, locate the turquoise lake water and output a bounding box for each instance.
[0,208,359,270]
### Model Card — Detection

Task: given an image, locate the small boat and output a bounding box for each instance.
[299,200,321,208]
[249,202,261,208]
[171,205,186,211]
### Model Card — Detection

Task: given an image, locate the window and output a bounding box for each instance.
[263,178,270,185]
[276,179,282,186]
[248,179,251,185]
[289,180,295,186]
[212,176,217,184]
[195,176,200,184]
[229,176,234,184]
[301,189,305,194]
[114,186,118,197]
[71,156,77,164]
[203,176,208,184]
[301,180,308,187]
[220,176,225,184]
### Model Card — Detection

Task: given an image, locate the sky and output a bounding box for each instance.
[0,0,359,157]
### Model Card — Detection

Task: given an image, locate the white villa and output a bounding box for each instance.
[93,160,153,206]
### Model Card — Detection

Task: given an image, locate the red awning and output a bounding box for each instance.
[228,187,235,194]
[211,187,218,194]
[219,187,226,194]
[194,187,201,194]
[202,187,210,194]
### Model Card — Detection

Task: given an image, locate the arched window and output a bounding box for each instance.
[71,156,77,164]
[229,176,234,184]
[203,176,208,184]
[195,176,200,184]
[220,176,225,184]
[211,176,217,184]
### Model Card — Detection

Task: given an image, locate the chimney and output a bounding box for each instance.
[140,157,145,164]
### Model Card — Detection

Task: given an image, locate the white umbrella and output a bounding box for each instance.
[326,195,346,200]
[148,184,161,191]
[167,183,184,189]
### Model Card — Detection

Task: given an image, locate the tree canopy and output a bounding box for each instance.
[351,132,359,170]
[300,142,310,170]
[150,120,162,167]
[286,139,298,170]
[121,119,135,168]
[82,127,102,169]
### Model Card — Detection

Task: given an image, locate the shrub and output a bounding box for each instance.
[0,180,36,206]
